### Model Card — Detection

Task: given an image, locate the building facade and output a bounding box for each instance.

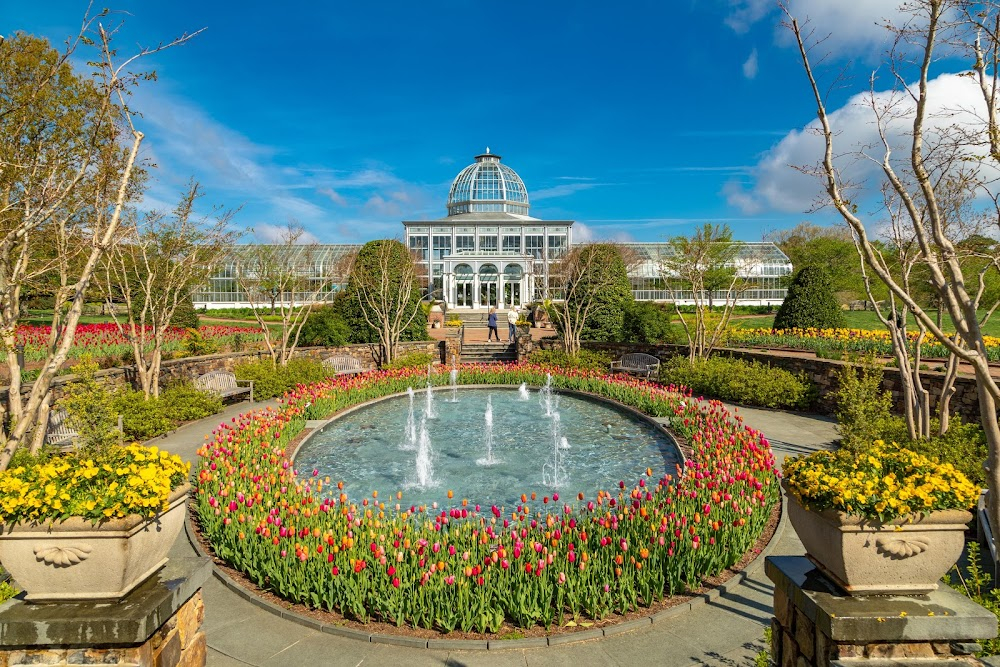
[192,150,791,309]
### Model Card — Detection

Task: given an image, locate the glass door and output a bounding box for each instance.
[480,283,497,308]
[457,282,472,307]
[503,282,521,308]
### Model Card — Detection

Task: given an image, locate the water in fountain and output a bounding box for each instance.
[518,382,530,401]
[414,417,434,489]
[425,382,437,419]
[477,395,499,466]
[542,411,568,488]
[540,373,555,417]
[401,387,417,450]
[447,369,459,403]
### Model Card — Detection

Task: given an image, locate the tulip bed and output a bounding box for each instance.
[727,326,1000,361]
[195,363,779,633]
[1,323,265,363]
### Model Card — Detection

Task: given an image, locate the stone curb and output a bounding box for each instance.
[183,489,788,651]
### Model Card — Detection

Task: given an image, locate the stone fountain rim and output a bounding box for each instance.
[287,383,685,468]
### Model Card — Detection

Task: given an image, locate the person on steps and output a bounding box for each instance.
[507,306,518,342]
[487,307,500,342]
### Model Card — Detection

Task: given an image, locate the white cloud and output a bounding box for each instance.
[725,0,907,54]
[317,187,348,207]
[532,182,604,201]
[742,48,759,80]
[252,223,320,244]
[728,72,993,215]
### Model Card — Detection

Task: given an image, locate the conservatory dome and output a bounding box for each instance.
[446,149,530,216]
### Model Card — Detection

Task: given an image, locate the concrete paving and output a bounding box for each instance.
[163,397,839,666]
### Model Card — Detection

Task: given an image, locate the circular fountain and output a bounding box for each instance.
[294,387,681,510]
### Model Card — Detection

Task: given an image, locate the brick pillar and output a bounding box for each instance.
[767,556,996,666]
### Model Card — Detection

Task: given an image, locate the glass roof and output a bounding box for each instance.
[447,149,529,216]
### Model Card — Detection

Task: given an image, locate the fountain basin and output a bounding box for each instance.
[293,386,681,510]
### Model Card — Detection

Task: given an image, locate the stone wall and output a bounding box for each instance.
[534,338,987,423]
[0,340,445,406]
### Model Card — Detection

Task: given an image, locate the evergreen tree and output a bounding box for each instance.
[773,266,845,330]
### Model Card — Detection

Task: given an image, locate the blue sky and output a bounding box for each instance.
[4,1,958,243]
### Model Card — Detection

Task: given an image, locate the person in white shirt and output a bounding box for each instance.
[507,307,519,342]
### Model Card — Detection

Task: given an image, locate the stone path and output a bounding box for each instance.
[162,399,839,666]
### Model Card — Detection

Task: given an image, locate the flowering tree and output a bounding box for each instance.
[101,182,238,398]
[0,16,200,468]
[661,224,756,361]
[235,221,330,366]
[783,0,1000,531]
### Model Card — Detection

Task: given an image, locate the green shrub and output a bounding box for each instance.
[170,297,200,329]
[832,358,895,452]
[0,577,16,604]
[622,301,681,344]
[527,349,613,372]
[946,542,1000,656]
[872,416,988,489]
[160,382,223,423]
[111,390,174,441]
[183,328,220,356]
[660,356,813,409]
[233,358,329,400]
[773,266,845,330]
[555,244,634,343]
[384,351,435,370]
[298,304,351,346]
[60,358,121,451]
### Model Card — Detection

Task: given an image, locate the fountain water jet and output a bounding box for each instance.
[542,411,568,488]
[476,395,499,466]
[447,369,459,403]
[518,383,530,401]
[540,373,556,417]
[401,387,417,450]
[415,417,434,489]
[425,382,437,419]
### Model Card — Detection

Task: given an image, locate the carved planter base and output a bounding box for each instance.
[786,492,971,595]
[0,484,189,602]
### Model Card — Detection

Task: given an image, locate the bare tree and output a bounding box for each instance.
[101,181,239,398]
[234,221,328,366]
[345,239,423,365]
[549,243,636,357]
[0,14,201,468]
[784,0,1000,533]
[661,224,756,361]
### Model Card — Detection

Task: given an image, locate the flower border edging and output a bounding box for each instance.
[184,493,785,649]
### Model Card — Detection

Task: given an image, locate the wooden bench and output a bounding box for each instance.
[610,353,661,378]
[195,370,254,403]
[323,355,365,376]
[45,408,79,448]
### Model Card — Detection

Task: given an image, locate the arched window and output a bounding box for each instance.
[455,264,473,282]
[504,263,523,280]
[479,263,498,282]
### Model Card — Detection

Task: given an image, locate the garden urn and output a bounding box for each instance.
[785,489,971,596]
[0,483,190,602]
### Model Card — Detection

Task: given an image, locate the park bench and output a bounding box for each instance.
[323,355,365,376]
[610,353,661,378]
[194,370,254,403]
[44,408,79,448]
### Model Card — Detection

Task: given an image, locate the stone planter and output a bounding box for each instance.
[0,484,190,602]
[785,490,971,595]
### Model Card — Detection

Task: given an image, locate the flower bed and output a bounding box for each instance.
[727,326,1000,361]
[2,323,265,364]
[195,363,779,633]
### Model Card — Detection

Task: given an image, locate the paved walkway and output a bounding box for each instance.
[162,399,838,666]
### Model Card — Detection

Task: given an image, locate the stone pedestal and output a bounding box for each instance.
[766,556,998,666]
[0,557,211,667]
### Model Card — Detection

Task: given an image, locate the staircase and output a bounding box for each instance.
[453,311,490,328]
[460,341,517,363]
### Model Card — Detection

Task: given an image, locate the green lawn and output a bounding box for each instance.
[729,310,1000,337]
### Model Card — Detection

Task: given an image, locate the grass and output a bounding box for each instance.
[728,310,1000,337]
